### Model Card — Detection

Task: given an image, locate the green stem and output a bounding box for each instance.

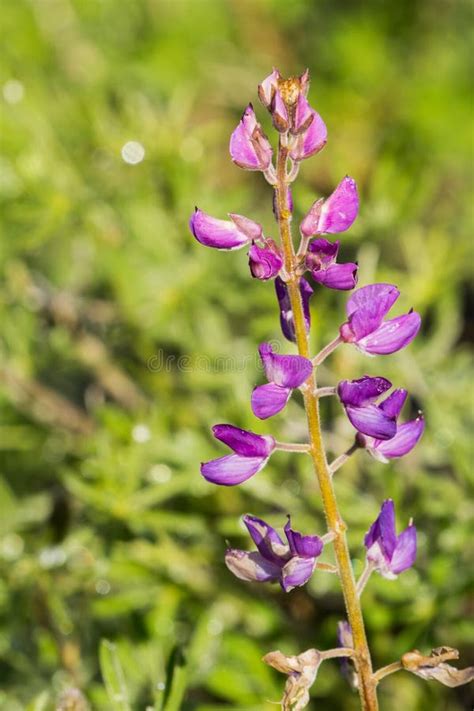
[274,139,378,711]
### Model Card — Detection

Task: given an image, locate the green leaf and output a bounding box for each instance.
[99,640,131,711]
[158,646,188,711]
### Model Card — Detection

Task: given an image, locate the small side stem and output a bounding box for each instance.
[329,441,360,475]
[315,562,338,574]
[356,561,374,597]
[296,233,312,258]
[313,335,343,366]
[274,138,378,711]
[373,661,403,683]
[321,647,355,660]
[314,386,337,398]
[274,441,311,453]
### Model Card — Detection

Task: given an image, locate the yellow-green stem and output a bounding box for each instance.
[275,140,378,710]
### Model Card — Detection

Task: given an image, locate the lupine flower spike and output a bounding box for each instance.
[190,68,470,708]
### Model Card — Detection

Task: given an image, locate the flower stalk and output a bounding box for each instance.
[356,561,375,597]
[190,68,470,710]
[312,335,343,366]
[329,441,360,475]
[274,137,379,710]
[274,441,311,453]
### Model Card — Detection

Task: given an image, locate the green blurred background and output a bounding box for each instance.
[1,0,473,709]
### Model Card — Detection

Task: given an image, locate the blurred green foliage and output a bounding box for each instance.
[1,0,473,709]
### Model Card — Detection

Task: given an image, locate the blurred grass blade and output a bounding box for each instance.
[99,640,131,711]
[159,646,188,711]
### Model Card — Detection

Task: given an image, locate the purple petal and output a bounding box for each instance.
[225,549,281,583]
[258,342,313,389]
[200,454,268,486]
[211,424,275,457]
[298,68,310,96]
[275,277,313,343]
[284,519,323,558]
[357,311,422,355]
[280,556,316,591]
[379,389,408,419]
[301,277,314,331]
[248,243,283,280]
[337,621,353,648]
[190,208,250,250]
[365,500,397,560]
[307,238,339,265]
[300,199,324,238]
[346,283,400,319]
[289,110,327,161]
[243,514,289,564]
[291,93,313,134]
[271,89,289,132]
[317,176,359,234]
[312,262,358,291]
[229,118,260,170]
[258,68,281,108]
[337,376,392,407]
[229,213,263,241]
[229,104,272,171]
[251,383,291,419]
[345,404,397,440]
[390,525,417,574]
[373,416,425,459]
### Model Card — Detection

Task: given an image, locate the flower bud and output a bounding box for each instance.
[248,240,283,280]
[258,68,319,136]
[229,104,273,171]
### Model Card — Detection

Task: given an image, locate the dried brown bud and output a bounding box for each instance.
[263,648,322,710]
[401,647,474,688]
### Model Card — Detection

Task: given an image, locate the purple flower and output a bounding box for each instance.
[248,240,283,280]
[339,283,421,355]
[229,104,273,171]
[364,500,417,579]
[359,414,425,463]
[337,376,402,440]
[190,208,262,250]
[289,110,327,161]
[258,68,282,108]
[300,177,359,237]
[225,514,324,591]
[201,425,275,486]
[252,343,313,419]
[275,276,313,343]
[306,239,358,291]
